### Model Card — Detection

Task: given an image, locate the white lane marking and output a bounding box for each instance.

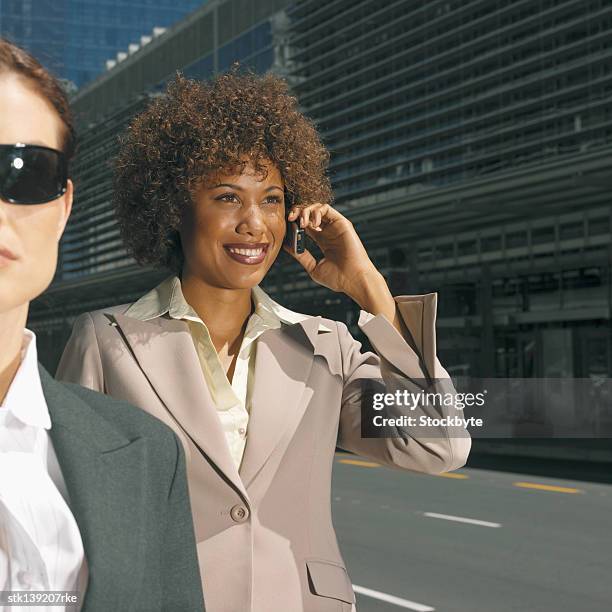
[423,512,501,528]
[353,585,435,611]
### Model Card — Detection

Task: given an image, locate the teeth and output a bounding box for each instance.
[227,247,264,256]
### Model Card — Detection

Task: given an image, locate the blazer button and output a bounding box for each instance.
[17,569,34,588]
[230,504,249,523]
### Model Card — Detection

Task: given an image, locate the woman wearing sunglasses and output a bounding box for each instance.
[58,69,471,612]
[0,39,204,611]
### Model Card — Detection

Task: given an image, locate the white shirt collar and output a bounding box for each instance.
[124,276,333,333]
[0,329,51,429]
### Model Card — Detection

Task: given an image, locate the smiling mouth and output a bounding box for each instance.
[223,244,269,265]
[226,246,266,256]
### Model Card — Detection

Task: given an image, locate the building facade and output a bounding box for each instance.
[0,0,204,87]
[30,0,612,397]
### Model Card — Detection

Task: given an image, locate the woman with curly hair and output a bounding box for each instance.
[57,67,471,612]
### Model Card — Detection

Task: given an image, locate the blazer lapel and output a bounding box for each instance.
[239,317,323,488]
[40,367,146,612]
[110,312,247,499]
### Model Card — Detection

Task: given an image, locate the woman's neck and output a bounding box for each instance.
[0,303,29,406]
[180,272,253,347]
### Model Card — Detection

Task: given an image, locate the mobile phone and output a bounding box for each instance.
[284,189,305,254]
[285,221,306,254]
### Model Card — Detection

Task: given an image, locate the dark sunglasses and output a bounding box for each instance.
[0,143,68,205]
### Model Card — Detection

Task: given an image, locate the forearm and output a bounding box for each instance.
[344,270,408,337]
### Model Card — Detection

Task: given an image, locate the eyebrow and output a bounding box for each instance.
[212,183,283,192]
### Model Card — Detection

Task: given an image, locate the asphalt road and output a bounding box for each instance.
[332,453,612,612]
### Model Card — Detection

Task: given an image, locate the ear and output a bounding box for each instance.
[56,178,74,240]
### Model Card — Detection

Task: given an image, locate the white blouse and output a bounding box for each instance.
[0,330,87,612]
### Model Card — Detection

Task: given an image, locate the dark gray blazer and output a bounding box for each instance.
[39,366,205,612]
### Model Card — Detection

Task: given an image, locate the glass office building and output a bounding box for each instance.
[30,0,612,394]
[0,0,66,77]
[0,0,204,87]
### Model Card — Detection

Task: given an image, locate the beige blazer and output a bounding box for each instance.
[56,288,471,612]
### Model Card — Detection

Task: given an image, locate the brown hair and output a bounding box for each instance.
[0,37,76,164]
[113,66,333,272]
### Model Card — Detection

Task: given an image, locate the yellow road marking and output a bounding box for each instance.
[338,459,381,468]
[335,454,584,495]
[514,481,583,494]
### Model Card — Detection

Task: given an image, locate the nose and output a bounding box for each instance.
[236,202,267,238]
[0,197,10,223]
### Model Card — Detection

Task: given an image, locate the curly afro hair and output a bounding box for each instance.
[113,65,333,272]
